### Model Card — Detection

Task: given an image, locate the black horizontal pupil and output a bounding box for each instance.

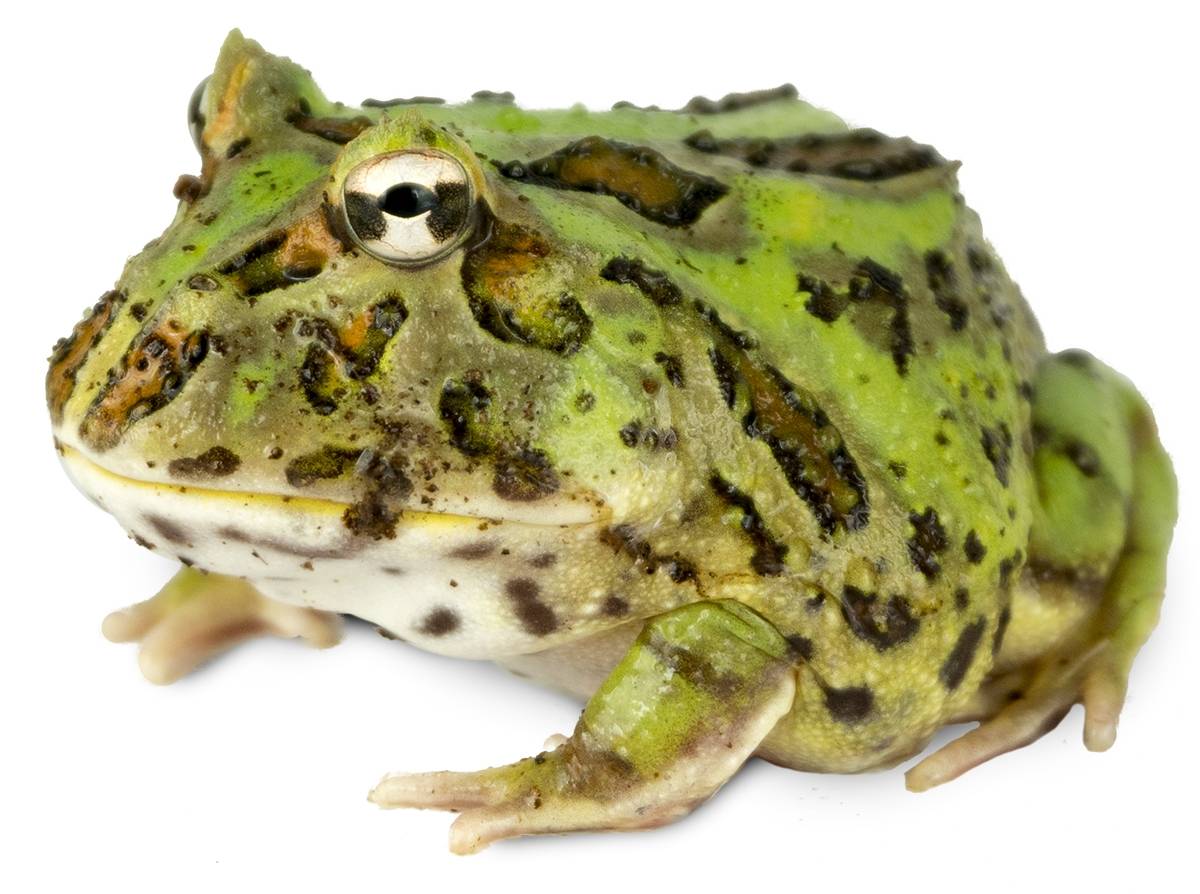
[379,182,438,218]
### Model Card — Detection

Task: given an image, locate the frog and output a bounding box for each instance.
[46,31,1177,854]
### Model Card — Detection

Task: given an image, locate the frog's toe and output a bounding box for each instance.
[905,642,1103,792]
[103,566,341,684]
[369,768,504,813]
[1080,650,1130,752]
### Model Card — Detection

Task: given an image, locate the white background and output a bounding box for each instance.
[2,1,1196,891]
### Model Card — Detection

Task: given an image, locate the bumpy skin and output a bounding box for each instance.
[47,32,1177,852]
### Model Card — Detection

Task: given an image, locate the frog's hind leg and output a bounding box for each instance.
[907,351,1176,792]
[370,601,796,854]
[103,566,342,684]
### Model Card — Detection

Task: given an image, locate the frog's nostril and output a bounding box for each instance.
[282,263,323,283]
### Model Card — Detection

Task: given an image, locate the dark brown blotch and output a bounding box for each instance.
[1064,439,1101,477]
[680,84,797,114]
[708,348,738,408]
[939,617,988,691]
[187,274,219,292]
[341,450,413,540]
[601,595,630,617]
[448,541,496,560]
[653,352,686,388]
[964,529,987,564]
[145,514,191,547]
[492,447,560,502]
[505,578,558,636]
[645,635,742,697]
[342,493,399,540]
[131,533,157,551]
[784,634,814,661]
[998,549,1023,589]
[925,249,970,331]
[599,524,696,585]
[981,423,1013,487]
[285,446,359,488]
[418,607,461,637]
[685,125,946,183]
[439,378,493,455]
[799,274,847,323]
[168,446,241,480]
[907,506,949,580]
[710,473,789,575]
[822,683,875,724]
[992,604,1012,656]
[853,258,914,376]
[840,586,920,651]
[295,296,408,413]
[599,257,682,306]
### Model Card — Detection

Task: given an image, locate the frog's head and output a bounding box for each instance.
[48,32,706,563]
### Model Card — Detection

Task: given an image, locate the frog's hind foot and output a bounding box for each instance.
[909,354,1176,791]
[102,567,342,684]
[370,601,796,853]
[906,641,1103,792]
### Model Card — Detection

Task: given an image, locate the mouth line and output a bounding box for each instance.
[57,443,603,531]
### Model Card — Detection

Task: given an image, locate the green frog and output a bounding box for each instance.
[46,32,1177,853]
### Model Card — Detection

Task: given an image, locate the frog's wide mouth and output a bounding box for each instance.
[56,443,618,659]
[56,443,609,566]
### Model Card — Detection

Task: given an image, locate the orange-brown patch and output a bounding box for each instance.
[464,224,551,302]
[80,324,210,451]
[203,59,251,150]
[497,137,728,227]
[555,139,682,208]
[279,211,344,272]
[738,359,860,522]
[46,290,125,424]
[461,223,590,354]
[708,313,868,533]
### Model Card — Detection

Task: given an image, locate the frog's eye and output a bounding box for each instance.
[188,77,209,151]
[341,150,475,265]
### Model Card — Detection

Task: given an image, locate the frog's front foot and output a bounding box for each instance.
[369,740,716,855]
[370,601,796,853]
[102,567,342,684]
